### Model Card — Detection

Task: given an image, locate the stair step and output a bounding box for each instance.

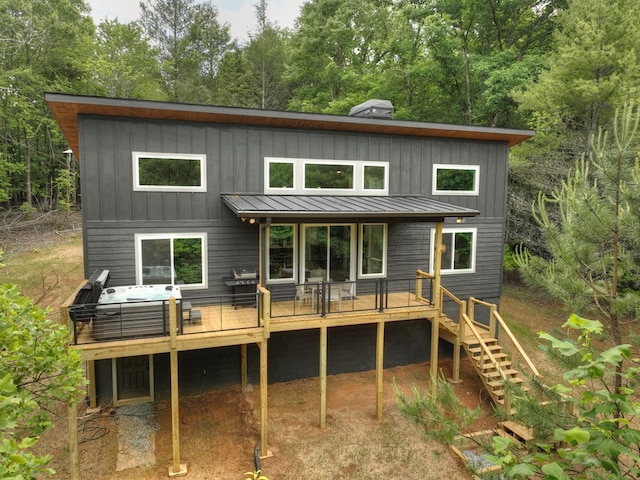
[480,361,512,371]
[482,368,519,379]
[467,344,502,354]
[471,351,508,361]
[487,377,524,388]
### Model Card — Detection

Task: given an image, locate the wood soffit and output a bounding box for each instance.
[45,93,535,162]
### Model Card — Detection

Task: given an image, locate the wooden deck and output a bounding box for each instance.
[72,291,438,360]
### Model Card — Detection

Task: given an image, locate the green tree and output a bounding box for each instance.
[0,0,94,209]
[515,104,640,385]
[139,0,231,103]
[0,282,86,478]
[90,19,164,100]
[286,0,390,114]
[509,0,640,252]
[489,315,640,479]
[244,0,291,110]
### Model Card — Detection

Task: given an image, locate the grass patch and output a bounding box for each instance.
[0,235,84,313]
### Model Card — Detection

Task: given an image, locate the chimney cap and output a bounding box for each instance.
[349,99,394,119]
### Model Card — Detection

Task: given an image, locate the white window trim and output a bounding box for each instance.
[264,157,389,196]
[133,151,207,192]
[358,223,387,278]
[432,164,480,196]
[134,233,208,289]
[429,227,477,275]
[266,224,298,284]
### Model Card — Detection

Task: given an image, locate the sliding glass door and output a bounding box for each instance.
[302,225,354,282]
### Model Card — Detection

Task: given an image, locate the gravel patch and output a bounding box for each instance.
[115,403,158,471]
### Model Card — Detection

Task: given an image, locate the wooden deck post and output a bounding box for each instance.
[431,222,444,391]
[168,297,187,477]
[241,344,248,391]
[68,402,79,480]
[259,339,268,457]
[451,300,465,383]
[319,326,327,428]
[375,321,385,420]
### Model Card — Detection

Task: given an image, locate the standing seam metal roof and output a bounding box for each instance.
[221,194,480,220]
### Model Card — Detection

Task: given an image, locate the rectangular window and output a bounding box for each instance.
[264,157,388,195]
[432,164,479,195]
[133,152,206,192]
[363,164,387,191]
[267,225,296,283]
[268,161,295,189]
[359,223,387,277]
[305,163,354,190]
[430,228,477,274]
[135,233,207,288]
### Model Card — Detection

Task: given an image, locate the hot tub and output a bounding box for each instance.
[93,285,182,341]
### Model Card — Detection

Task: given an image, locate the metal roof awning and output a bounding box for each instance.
[221,194,480,222]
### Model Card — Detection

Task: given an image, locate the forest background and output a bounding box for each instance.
[2,0,640,256]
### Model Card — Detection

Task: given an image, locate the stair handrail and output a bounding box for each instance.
[469,297,540,378]
[493,310,540,377]
[462,313,514,413]
[462,313,509,382]
[440,286,466,327]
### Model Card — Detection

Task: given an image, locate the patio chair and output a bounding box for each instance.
[296,285,313,309]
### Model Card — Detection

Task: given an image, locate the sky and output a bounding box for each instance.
[86,0,305,43]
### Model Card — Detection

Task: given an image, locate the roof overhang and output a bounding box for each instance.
[45,93,535,162]
[222,194,480,223]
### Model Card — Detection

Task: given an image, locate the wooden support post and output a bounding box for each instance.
[68,402,79,480]
[168,297,187,477]
[431,222,444,391]
[87,360,97,409]
[375,321,385,420]
[319,326,327,428]
[241,344,248,391]
[259,340,269,457]
[451,300,465,383]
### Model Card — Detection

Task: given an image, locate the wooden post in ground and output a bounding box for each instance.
[319,326,328,428]
[259,339,268,457]
[68,402,79,480]
[375,320,385,420]
[168,297,187,477]
[241,344,248,391]
[431,222,444,391]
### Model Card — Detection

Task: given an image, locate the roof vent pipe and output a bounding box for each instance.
[348,99,394,119]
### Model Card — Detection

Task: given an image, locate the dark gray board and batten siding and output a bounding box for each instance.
[80,115,508,299]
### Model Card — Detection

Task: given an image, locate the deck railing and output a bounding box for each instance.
[68,274,435,345]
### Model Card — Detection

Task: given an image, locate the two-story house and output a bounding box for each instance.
[48,93,534,473]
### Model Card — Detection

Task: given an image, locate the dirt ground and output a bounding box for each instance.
[39,358,494,480]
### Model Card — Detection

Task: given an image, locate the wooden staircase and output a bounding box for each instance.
[462,328,527,409]
[435,294,539,412]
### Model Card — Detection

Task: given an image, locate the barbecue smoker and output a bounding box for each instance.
[224,268,259,308]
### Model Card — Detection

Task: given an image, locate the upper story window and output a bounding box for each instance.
[133,152,207,192]
[432,164,479,196]
[265,157,388,195]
